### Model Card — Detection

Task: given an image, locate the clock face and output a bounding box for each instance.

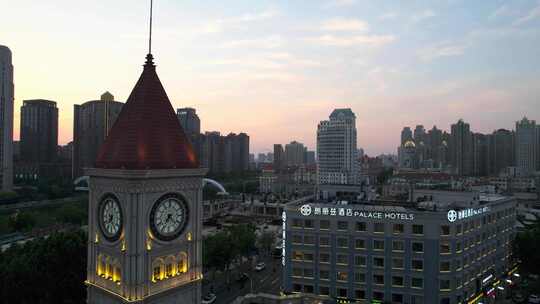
[98,195,123,241]
[150,194,189,241]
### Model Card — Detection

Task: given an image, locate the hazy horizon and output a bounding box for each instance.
[2,0,540,155]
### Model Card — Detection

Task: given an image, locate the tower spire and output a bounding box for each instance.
[149,0,153,55]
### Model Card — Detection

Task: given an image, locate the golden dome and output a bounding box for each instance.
[403,140,416,148]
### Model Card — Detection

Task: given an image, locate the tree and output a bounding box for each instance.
[0,230,87,303]
[257,231,276,257]
[228,224,257,259]
[7,210,36,232]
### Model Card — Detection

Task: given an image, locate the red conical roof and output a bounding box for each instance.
[95,54,199,170]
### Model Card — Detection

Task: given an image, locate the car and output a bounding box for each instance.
[202,293,216,304]
[529,294,540,304]
[236,272,249,282]
[255,262,266,271]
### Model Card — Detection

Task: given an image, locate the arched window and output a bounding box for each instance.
[96,254,104,276]
[113,259,121,283]
[165,256,175,278]
[106,256,113,279]
[151,258,164,282]
[177,252,188,274]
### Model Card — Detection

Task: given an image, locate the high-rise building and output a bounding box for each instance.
[200,131,249,174]
[274,144,285,172]
[0,45,13,191]
[413,125,425,143]
[450,119,473,176]
[472,133,488,176]
[87,53,204,304]
[515,117,538,176]
[400,127,413,145]
[487,129,515,176]
[73,92,123,178]
[317,108,358,196]
[176,107,200,137]
[285,141,306,166]
[305,150,316,165]
[20,99,58,163]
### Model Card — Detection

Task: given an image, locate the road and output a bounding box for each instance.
[202,255,282,304]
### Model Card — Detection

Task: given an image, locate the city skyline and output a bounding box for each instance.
[2,0,540,155]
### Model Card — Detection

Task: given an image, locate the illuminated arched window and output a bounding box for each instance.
[106,256,113,279]
[96,254,104,276]
[151,258,164,282]
[165,256,175,278]
[176,252,188,274]
[113,259,121,284]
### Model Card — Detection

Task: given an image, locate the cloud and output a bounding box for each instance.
[418,42,467,61]
[324,0,357,8]
[489,4,511,20]
[379,12,399,20]
[513,2,540,25]
[200,9,278,34]
[220,35,283,49]
[411,9,436,23]
[321,18,369,31]
[307,34,396,47]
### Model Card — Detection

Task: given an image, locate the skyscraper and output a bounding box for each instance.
[20,99,58,163]
[73,92,123,178]
[317,108,358,189]
[176,107,200,137]
[285,141,305,166]
[274,144,285,172]
[0,45,13,191]
[487,129,515,176]
[515,117,538,176]
[450,119,473,176]
[400,127,413,145]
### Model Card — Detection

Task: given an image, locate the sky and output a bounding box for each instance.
[1,0,540,156]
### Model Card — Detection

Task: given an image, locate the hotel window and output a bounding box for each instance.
[412,277,423,288]
[319,286,329,296]
[373,239,385,250]
[374,222,385,233]
[304,253,314,261]
[356,221,367,232]
[440,298,450,304]
[440,241,451,254]
[304,285,314,294]
[441,225,450,236]
[354,272,366,283]
[320,236,330,246]
[455,259,462,270]
[411,295,424,304]
[355,290,366,300]
[373,274,384,285]
[456,277,462,288]
[292,251,303,261]
[392,276,404,287]
[293,268,302,277]
[392,294,404,303]
[355,238,366,249]
[439,279,451,290]
[320,270,329,280]
[412,242,424,253]
[337,221,348,231]
[304,235,315,245]
[338,288,348,298]
[440,261,451,272]
[373,291,384,301]
[292,234,302,244]
[304,220,314,229]
[355,255,366,266]
[337,254,348,265]
[293,284,302,292]
[393,223,404,234]
[320,253,330,263]
[320,220,330,230]
[392,240,404,251]
[337,271,348,282]
[303,268,314,278]
[392,258,404,269]
[412,224,424,235]
[456,224,462,235]
[337,237,348,248]
[292,219,302,228]
[373,257,384,268]
[412,259,423,271]
[456,241,462,252]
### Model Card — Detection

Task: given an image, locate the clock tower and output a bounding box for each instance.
[85,53,206,304]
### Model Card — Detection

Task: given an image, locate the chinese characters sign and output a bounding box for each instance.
[299,204,415,221]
